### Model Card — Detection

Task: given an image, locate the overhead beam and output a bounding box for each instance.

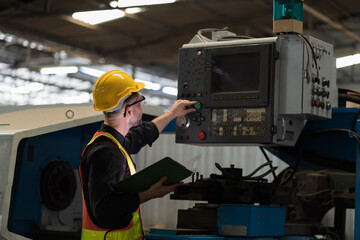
[303,3,360,43]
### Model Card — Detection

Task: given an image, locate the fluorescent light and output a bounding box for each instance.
[125,7,143,14]
[40,66,79,75]
[109,1,118,8]
[29,82,44,92]
[80,67,106,77]
[30,42,37,49]
[117,0,176,8]
[135,79,161,90]
[12,86,30,94]
[162,86,177,96]
[336,54,360,68]
[0,62,9,69]
[11,82,44,94]
[72,9,125,25]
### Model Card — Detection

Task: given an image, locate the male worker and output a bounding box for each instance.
[79,69,196,240]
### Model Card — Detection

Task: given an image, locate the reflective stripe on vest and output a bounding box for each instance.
[79,131,143,240]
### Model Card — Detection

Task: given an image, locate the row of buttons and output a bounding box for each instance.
[312,77,330,87]
[312,98,331,110]
[179,92,202,98]
[178,131,206,140]
[192,115,205,126]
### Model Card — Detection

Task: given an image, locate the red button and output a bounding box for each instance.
[184,135,189,140]
[205,67,210,71]
[315,98,320,107]
[198,131,205,140]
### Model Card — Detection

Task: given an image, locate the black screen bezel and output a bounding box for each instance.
[203,43,274,108]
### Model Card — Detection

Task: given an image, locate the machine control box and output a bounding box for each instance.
[176,33,337,146]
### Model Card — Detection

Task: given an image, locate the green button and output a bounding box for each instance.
[194,102,202,110]
[206,61,210,65]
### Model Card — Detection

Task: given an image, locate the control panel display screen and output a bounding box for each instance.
[211,53,261,93]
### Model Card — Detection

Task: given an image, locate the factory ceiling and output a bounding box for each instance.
[1,0,360,97]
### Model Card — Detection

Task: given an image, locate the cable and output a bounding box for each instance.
[243,161,273,179]
[311,128,360,149]
[296,189,331,197]
[244,167,278,181]
[298,34,319,77]
[278,121,314,186]
[339,93,360,105]
[297,34,310,80]
[259,147,277,180]
[339,88,360,97]
[197,27,229,42]
[219,35,253,40]
[196,27,252,42]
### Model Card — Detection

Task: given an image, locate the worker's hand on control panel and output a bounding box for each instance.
[168,99,197,118]
[138,176,182,203]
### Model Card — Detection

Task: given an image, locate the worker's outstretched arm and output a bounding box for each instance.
[138,176,182,203]
[152,99,197,133]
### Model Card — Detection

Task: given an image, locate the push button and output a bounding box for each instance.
[197,131,205,140]
[194,102,202,110]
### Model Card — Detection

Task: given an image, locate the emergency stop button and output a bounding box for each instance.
[198,131,206,140]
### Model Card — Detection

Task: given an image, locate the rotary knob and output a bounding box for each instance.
[176,115,190,128]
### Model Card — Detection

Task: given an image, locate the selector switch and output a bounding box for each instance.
[322,91,330,98]
[326,101,332,110]
[313,77,321,84]
[176,115,190,128]
[322,78,330,87]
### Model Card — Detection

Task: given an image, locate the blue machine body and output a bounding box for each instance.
[7,121,102,236]
[146,229,331,240]
[217,205,285,237]
[5,113,165,238]
[5,108,359,239]
[266,107,360,240]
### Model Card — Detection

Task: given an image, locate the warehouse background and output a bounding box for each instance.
[1,0,360,106]
[0,1,359,239]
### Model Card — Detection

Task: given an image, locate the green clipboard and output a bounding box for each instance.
[113,157,193,193]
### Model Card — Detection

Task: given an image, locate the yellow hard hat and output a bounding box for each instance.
[92,69,145,111]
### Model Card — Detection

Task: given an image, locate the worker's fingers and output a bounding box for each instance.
[158,176,168,184]
[170,100,198,117]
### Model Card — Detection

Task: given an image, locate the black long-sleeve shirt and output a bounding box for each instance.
[80,122,159,229]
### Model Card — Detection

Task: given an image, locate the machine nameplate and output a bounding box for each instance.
[210,108,266,137]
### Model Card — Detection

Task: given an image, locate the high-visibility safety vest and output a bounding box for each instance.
[79,131,143,240]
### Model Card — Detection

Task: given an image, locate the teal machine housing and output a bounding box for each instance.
[273,0,303,21]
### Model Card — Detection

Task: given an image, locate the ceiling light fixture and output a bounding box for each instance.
[162,86,177,96]
[80,67,106,77]
[116,0,176,8]
[109,1,118,8]
[125,7,143,14]
[135,79,161,91]
[72,9,125,25]
[40,66,79,75]
[336,54,360,69]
